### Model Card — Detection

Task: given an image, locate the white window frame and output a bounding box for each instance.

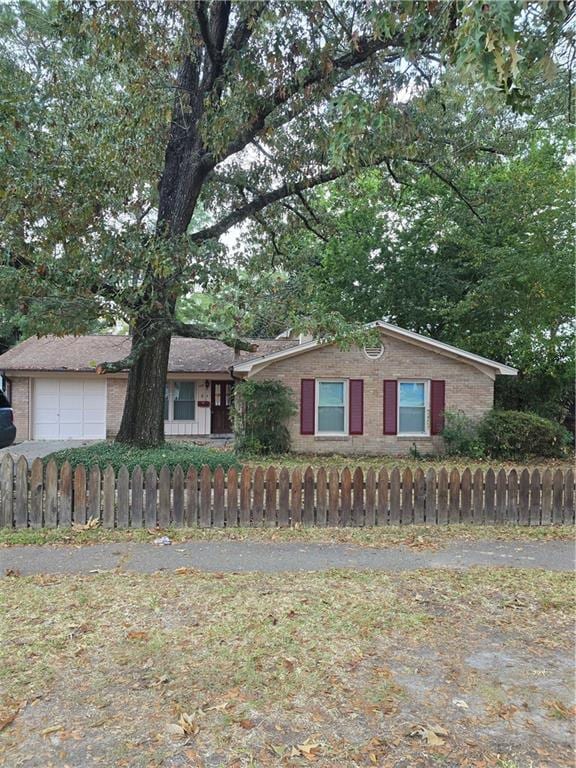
[397,379,430,437]
[164,381,197,423]
[315,379,348,436]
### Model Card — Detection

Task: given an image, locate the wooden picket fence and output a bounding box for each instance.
[0,454,574,529]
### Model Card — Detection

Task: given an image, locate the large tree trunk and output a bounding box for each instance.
[115,321,172,446]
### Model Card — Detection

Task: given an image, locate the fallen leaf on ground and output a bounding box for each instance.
[41,725,64,736]
[178,712,200,736]
[127,630,149,640]
[73,516,100,530]
[238,718,256,730]
[5,568,20,577]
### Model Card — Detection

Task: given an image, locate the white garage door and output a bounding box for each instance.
[33,379,106,439]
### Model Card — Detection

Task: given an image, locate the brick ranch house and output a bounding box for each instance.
[0,321,516,454]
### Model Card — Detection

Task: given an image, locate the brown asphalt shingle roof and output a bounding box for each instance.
[0,335,298,374]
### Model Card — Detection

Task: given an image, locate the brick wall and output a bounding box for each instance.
[106,378,128,439]
[249,334,495,455]
[9,377,30,440]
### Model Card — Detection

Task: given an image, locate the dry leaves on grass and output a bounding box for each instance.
[72,516,100,530]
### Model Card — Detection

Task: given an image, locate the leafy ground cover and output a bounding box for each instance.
[1,524,574,548]
[0,567,574,768]
[43,442,239,473]
[38,441,574,474]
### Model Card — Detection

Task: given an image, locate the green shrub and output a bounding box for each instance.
[233,379,296,456]
[478,410,572,459]
[44,442,240,472]
[442,410,485,458]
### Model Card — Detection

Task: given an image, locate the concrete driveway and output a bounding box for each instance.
[0,440,97,461]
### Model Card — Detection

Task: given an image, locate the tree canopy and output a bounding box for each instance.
[0,0,572,443]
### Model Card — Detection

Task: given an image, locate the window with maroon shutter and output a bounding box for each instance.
[383,380,397,435]
[349,379,363,435]
[300,379,315,435]
[430,380,445,434]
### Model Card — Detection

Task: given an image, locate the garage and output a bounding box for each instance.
[33,378,106,439]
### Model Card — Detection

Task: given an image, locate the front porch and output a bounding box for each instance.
[164,376,234,438]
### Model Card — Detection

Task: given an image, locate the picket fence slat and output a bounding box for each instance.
[0,459,574,531]
[30,457,44,528]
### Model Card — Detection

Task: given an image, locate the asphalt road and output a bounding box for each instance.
[1,539,574,575]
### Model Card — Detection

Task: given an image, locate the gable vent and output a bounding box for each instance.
[363,343,384,360]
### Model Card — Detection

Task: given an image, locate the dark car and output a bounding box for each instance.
[0,391,16,448]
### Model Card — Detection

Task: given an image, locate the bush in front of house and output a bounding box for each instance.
[478,410,572,459]
[441,410,485,458]
[44,442,240,473]
[232,379,296,455]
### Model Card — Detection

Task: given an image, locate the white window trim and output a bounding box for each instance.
[164,381,197,423]
[397,379,430,437]
[315,379,348,436]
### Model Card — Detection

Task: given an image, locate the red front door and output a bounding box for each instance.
[211,381,233,434]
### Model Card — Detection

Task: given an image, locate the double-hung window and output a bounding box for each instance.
[164,381,196,421]
[398,381,428,435]
[316,380,347,435]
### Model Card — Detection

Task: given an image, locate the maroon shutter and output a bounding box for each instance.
[383,380,397,435]
[300,379,315,435]
[349,379,364,435]
[430,380,445,434]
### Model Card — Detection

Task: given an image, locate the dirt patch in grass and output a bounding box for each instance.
[1,524,574,549]
[0,568,574,767]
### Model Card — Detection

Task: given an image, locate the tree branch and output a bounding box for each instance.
[190,166,348,243]
[225,2,267,56]
[172,321,256,351]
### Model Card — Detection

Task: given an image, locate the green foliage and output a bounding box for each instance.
[478,410,572,459]
[44,442,239,473]
[442,411,485,459]
[233,379,296,456]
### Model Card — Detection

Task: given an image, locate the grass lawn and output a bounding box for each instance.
[0,567,574,768]
[1,524,574,548]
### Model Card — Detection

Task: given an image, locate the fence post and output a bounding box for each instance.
[131,466,144,528]
[158,465,171,528]
[401,468,413,525]
[564,469,574,525]
[340,468,352,527]
[15,456,28,529]
[252,467,264,527]
[351,467,364,527]
[484,469,495,524]
[172,466,184,528]
[377,468,389,526]
[185,467,197,527]
[239,466,251,526]
[278,468,290,527]
[365,468,376,527]
[103,465,116,529]
[45,459,58,528]
[226,467,238,527]
[199,465,211,527]
[59,461,72,527]
[0,454,14,528]
[495,468,506,524]
[541,469,553,526]
[529,469,541,526]
[303,467,315,526]
[425,468,436,525]
[518,468,530,525]
[117,465,130,528]
[448,469,460,525]
[389,468,401,525]
[328,469,339,526]
[437,468,448,525]
[316,467,327,526]
[552,469,563,526]
[507,469,518,524]
[265,466,277,527]
[291,468,302,526]
[213,466,225,528]
[145,466,158,528]
[88,465,101,524]
[30,457,44,528]
[460,468,472,524]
